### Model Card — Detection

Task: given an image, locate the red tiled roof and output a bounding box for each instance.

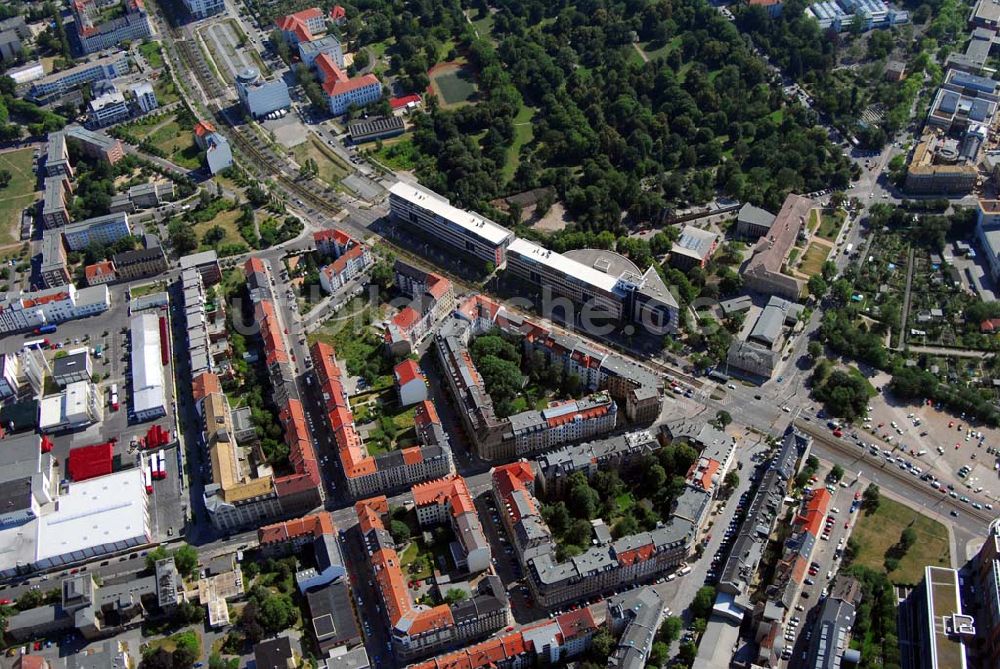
[194,120,216,136]
[392,306,421,332]
[315,52,344,83]
[401,447,423,465]
[191,372,222,403]
[797,488,831,538]
[324,72,381,97]
[557,608,598,639]
[412,475,476,518]
[330,4,346,20]
[394,359,423,386]
[426,273,451,300]
[390,94,421,110]
[85,260,115,282]
[414,400,439,426]
[258,512,334,545]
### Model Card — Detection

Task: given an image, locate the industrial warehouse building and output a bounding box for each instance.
[130,313,167,421]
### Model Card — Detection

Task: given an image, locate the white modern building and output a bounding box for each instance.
[130,313,167,421]
[89,84,131,128]
[179,0,224,18]
[131,81,158,113]
[0,285,111,334]
[62,212,132,251]
[235,67,291,119]
[28,52,130,103]
[388,180,515,268]
[39,380,104,430]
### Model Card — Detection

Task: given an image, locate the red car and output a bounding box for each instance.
[833,429,843,438]
[0,599,10,606]
[33,642,41,651]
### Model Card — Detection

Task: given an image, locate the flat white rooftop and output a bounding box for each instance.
[508,238,620,293]
[389,181,514,247]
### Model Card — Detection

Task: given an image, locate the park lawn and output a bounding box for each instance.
[471,12,494,39]
[816,209,846,241]
[639,36,680,61]
[292,138,349,188]
[139,40,164,68]
[503,106,536,182]
[799,243,831,277]
[130,281,167,298]
[851,497,950,585]
[371,137,420,171]
[129,113,172,140]
[392,405,418,432]
[788,247,800,266]
[769,109,785,124]
[400,541,433,580]
[194,208,244,249]
[616,492,635,514]
[0,148,37,246]
[146,630,202,656]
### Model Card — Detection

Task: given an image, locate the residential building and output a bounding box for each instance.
[976,199,1000,282]
[40,230,70,288]
[311,341,453,499]
[534,430,661,497]
[742,193,813,300]
[64,125,125,164]
[767,488,831,609]
[718,429,805,618]
[905,136,979,194]
[113,246,167,280]
[670,226,719,269]
[803,577,862,669]
[258,513,348,592]
[179,0,224,19]
[131,81,158,113]
[435,295,662,460]
[317,231,373,294]
[383,263,454,356]
[73,0,153,54]
[901,566,975,669]
[299,35,344,69]
[194,120,233,174]
[394,359,427,406]
[235,67,291,119]
[490,458,701,608]
[28,52,130,103]
[88,84,131,128]
[735,203,776,239]
[973,0,1000,28]
[46,133,73,179]
[348,115,405,144]
[42,176,72,229]
[255,637,295,669]
[330,5,347,24]
[63,212,131,251]
[276,7,327,44]
[0,285,111,334]
[505,394,618,457]
[130,181,174,208]
[413,475,491,573]
[606,588,666,669]
[354,496,510,660]
[181,249,222,285]
[389,181,515,269]
[130,313,166,421]
[505,238,679,335]
[315,53,382,115]
[410,612,596,669]
[52,349,93,387]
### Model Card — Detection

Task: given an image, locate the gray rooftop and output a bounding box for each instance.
[737,202,776,230]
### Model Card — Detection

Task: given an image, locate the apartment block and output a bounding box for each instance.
[45,132,73,179]
[412,475,491,573]
[179,0,224,19]
[355,496,509,660]
[276,7,327,44]
[42,176,72,229]
[63,212,131,251]
[435,295,662,460]
[310,341,453,499]
[299,35,343,69]
[194,120,233,174]
[85,260,116,286]
[64,125,125,164]
[113,246,167,280]
[388,181,515,269]
[88,84,131,128]
[316,230,373,294]
[39,230,70,288]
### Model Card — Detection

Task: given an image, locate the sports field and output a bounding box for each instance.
[429,61,478,107]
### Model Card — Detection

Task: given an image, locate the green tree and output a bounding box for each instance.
[862,483,881,512]
[724,470,739,491]
[715,410,732,428]
[829,464,845,483]
[257,593,296,634]
[659,616,683,644]
[443,588,467,604]
[691,586,716,620]
[173,545,198,578]
[145,545,170,570]
[0,169,11,188]
[808,275,829,298]
[808,340,823,359]
[389,519,411,544]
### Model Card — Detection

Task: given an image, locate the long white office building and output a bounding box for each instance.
[388,181,515,268]
[0,285,110,334]
[28,52,130,103]
[130,313,166,421]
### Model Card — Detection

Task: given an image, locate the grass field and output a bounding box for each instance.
[639,36,680,61]
[292,138,349,188]
[371,137,419,171]
[851,497,950,585]
[152,73,180,106]
[138,40,164,69]
[503,106,536,182]
[0,149,37,247]
[429,62,478,107]
[814,209,846,241]
[147,120,202,169]
[799,242,831,277]
[194,208,244,249]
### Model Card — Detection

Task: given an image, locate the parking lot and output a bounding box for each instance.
[864,390,1000,504]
